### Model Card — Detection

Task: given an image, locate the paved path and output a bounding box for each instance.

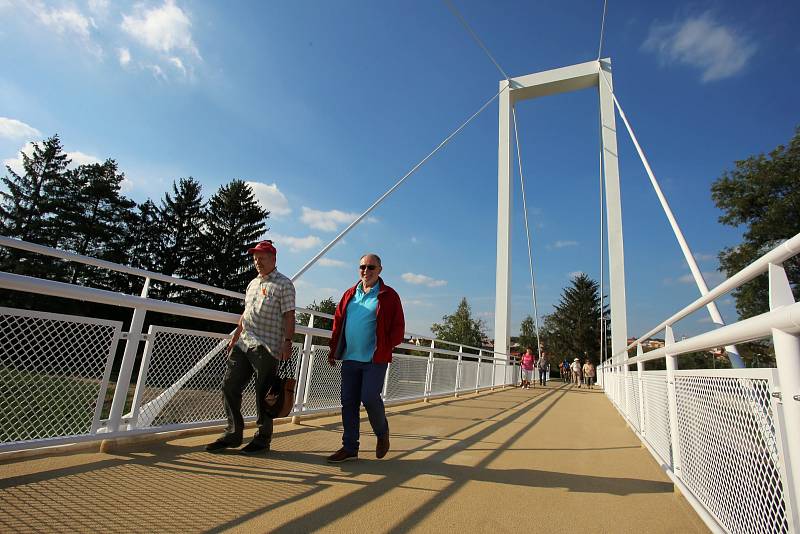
[0,383,707,533]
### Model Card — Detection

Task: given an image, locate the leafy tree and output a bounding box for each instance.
[202,180,270,311]
[518,315,538,355]
[430,297,486,351]
[296,297,336,346]
[540,273,607,365]
[711,126,800,319]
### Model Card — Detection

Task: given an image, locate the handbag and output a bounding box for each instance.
[265,359,297,418]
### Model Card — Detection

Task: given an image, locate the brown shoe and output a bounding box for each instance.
[327,448,358,463]
[376,434,390,459]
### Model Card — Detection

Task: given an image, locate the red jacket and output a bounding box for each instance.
[329,278,405,364]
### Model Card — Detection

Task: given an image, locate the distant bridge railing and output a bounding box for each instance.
[0,236,517,455]
[599,233,800,534]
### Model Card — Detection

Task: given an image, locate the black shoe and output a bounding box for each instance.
[240,441,270,455]
[327,448,358,463]
[205,439,238,452]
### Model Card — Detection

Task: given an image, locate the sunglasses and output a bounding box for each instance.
[359,265,378,271]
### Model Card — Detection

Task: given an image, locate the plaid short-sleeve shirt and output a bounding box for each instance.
[237,269,296,359]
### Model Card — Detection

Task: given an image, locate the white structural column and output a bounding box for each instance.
[493,80,513,379]
[597,60,628,361]
[494,59,628,375]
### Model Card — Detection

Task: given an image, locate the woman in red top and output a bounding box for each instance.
[520,348,535,390]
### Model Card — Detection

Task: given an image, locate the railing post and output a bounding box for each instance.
[475,355,481,394]
[424,340,435,402]
[455,346,463,397]
[769,263,800,530]
[637,343,646,438]
[664,325,682,474]
[106,305,147,432]
[292,313,315,423]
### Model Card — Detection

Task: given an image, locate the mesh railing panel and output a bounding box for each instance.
[303,346,341,411]
[674,373,789,534]
[385,354,428,401]
[459,361,478,391]
[478,361,493,388]
[626,373,641,432]
[640,371,671,466]
[430,358,458,395]
[136,327,301,428]
[0,307,120,444]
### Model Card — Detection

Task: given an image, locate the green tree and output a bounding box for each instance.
[296,297,336,346]
[155,177,206,303]
[540,273,606,365]
[711,126,800,319]
[518,315,538,355]
[430,297,486,351]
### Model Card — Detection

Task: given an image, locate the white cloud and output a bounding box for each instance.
[301,207,360,232]
[643,12,757,82]
[4,142,101,175]
[0,117,41,140]
[693,252,715,262]
[678,271,725,286]
[318,258,346,268]
[28,1,101,56]
[401,272,447,288]
[148,64,167,81]
[246,181,291,217]
[568,271,584,279]
[554,240,579,248]
[121,0,200,59]
[118,47,131,67]
[87,0,109,16]
[269,233,322,253]
[411,236,418,244]
[167,56,186,75]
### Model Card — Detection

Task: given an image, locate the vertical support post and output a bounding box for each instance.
[598,59,629,364]
[292,314,315,423]
[664,325,682,474]
[455,346,463,397]
[769,263,800,530]
[424,340,435,402]
[382,362,391,399]
[494,82,512,383]
[636,344,646,438]
[475,355,481,394]
[107,305,147,432]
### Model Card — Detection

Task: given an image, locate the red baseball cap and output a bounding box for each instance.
[247,240,277,254]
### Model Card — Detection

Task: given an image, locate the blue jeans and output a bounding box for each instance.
[340,360,389,453]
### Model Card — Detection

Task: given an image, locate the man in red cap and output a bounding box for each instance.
[206,240,296,454]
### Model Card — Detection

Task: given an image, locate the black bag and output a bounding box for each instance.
[265,359,296,418]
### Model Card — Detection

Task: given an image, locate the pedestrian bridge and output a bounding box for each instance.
[1,384,708,533]
[1,234,799,534]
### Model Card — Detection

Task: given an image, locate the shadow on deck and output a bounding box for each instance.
[0,384,707,533]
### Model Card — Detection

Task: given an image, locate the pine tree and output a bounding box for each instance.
[155,177,206,303]
[201,180,270,310]
[541,273,608,365]
[0,135,70,276]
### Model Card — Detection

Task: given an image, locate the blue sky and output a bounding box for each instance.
[1,0,799,341]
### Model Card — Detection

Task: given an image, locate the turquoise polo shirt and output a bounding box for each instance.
[341,281,380,362]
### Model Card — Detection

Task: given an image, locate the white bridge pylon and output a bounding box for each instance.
[494,59,628,375]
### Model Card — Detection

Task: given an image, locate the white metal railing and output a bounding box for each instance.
[599,233,800,534]
[0,237,518,455]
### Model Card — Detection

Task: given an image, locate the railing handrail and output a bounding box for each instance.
[616,232,800,360]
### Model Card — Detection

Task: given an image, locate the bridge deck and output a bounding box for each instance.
[0,384,707,533]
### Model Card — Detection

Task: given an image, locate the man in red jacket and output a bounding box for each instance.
[326,253,405,463]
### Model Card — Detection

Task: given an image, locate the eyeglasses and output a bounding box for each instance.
[359,265,378,271]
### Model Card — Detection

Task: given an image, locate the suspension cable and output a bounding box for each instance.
[596,0,608,61]
[292,81,511,281]
[511,107,542,357]
[444,0,510,81]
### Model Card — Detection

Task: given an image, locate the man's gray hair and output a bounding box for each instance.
[360,253,382,266]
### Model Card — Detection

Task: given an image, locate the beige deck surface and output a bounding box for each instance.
[0,383,707,533]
